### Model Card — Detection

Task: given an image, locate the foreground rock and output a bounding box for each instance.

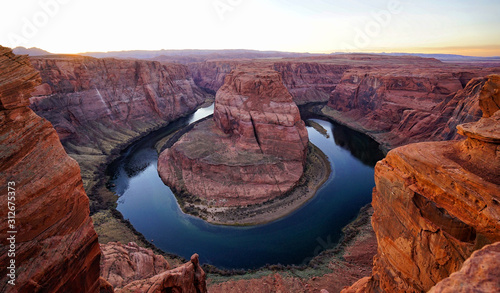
[101,242,207,293]
[158,66,308,207]
[342,75,500,292]
[100,242,170,289]
[116,254,207,293]
[0,46,101,292]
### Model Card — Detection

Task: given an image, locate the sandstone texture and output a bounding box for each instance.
[0,46,101,292]
[342,75,500,292]
[428,241,500,293]
[158,66,308,206]
[28,55,210,193]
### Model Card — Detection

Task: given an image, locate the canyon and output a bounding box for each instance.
[2,43,500,293]
[28,54,210,201]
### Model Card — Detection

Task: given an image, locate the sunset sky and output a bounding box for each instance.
[1,0,499,56]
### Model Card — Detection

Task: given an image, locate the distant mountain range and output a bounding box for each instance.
[12,46,53,56]
[80,49,317,63]
[11,46,500,64]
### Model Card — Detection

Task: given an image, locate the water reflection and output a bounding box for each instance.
[331,124,385,167]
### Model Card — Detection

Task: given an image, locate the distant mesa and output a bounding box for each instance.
[158,65,309,207]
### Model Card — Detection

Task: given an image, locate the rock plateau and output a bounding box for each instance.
[158,66,308,207]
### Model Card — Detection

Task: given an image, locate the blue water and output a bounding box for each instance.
[108,105,384,269]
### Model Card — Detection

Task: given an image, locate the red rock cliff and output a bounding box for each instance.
[0,46,102,292]
[158,66,308,206]
[342,74,500,293]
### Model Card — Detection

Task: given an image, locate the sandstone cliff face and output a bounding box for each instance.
[342,75,500,293]
[0,46,101,292]
[158,66,308,206]
[29,56,209,192]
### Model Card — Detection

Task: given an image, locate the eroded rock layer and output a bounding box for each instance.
[158,66,308,206]
[342,75,500,293]
[0,46,101,292]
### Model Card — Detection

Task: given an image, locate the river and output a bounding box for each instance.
[107,104,384,269]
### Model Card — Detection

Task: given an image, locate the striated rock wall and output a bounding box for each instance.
[29,56,209,192]
[189,59,352,105]
[342,75,500,293]
[158,66,309,206]
[0,46,102,292]
[324,68,490,150]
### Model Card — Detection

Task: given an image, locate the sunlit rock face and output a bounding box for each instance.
[158,65,308,206]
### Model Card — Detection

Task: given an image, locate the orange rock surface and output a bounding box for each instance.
[158,66,308,206]
[0,46,102,292]
[428,241,500,293]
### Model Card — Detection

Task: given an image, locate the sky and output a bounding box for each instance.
[0,0,499,56]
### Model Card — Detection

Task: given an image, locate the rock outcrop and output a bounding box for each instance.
[342,75,500,292]
[0,46,101,292]
[100,242,170,289]
[115,254,206,293]
[29,55,210,193]
[158,66,308,206]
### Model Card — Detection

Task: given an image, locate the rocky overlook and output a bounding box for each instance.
[342,74,500,292]
[158,66,309,208]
